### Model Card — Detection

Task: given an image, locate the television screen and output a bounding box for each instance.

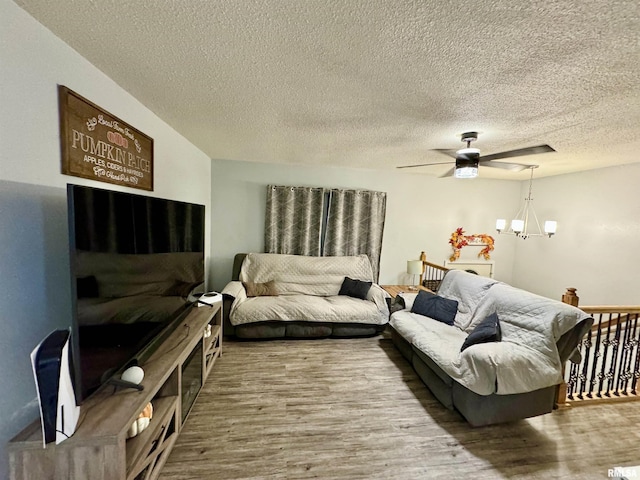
[67,184,205,403]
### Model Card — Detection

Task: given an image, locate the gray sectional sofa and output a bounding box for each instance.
[389,270,593,426]
[222,253,389,338]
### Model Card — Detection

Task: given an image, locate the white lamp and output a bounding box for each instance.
[407,260,423,290]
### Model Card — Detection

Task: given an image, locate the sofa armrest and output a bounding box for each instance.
[222,295,235,336]
[458,342,563,395]
[231,253,248,281]
[221,281,247,336]
[368,284,391,313]
[556,317,594,364]
[221,280,246,300]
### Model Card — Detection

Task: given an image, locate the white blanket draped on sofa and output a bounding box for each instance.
[390,270,592,396]
[223,253,389,326]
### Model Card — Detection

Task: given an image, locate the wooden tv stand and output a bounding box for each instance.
[8,302,222,480]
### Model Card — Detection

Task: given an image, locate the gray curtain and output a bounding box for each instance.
[265,185,327,256]
[323,189,387,281]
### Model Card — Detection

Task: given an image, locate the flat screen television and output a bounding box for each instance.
[67,184,205,404]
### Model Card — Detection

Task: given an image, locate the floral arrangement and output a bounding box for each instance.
[448,227,495,262]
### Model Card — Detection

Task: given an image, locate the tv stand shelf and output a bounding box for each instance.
[8,302,222,480]
[126,394,178,478]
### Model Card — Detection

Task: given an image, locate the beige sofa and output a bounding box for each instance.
[222,253,389,338]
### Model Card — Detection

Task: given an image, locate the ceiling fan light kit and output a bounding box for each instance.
[398,131,555,178]
[454,147,480,179]
[454,165,478,179]
[496,166,557,239]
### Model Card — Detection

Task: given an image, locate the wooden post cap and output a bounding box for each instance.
[562,288,579,306]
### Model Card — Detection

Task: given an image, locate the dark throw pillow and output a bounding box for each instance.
[410,290,458,326]
[461,312,501,352]
[338,277,372,300]
[243,280,278,297]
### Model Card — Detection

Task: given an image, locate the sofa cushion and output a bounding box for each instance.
[229,294,388,326]
[409,314,468,369]
[239,253,374,296]
[338,277,372,300]
[243,280,278,297]
[461,312,501,351]
[411,290,458,326]
[389,310,433,346]
[436,270,499,330]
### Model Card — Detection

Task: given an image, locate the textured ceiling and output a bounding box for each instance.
[14,0,640,179]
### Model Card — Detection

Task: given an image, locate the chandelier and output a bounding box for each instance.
[495,166,556,239]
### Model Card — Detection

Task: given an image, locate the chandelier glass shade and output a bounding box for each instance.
[495,166,556,239]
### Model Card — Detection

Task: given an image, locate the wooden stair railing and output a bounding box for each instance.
[560,288,640,406]
[419,251,450,292]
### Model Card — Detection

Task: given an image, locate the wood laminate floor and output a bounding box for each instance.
[159,334,640,479]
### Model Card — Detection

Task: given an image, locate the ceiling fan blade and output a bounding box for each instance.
[431,149,458,158]
[396,161,454,169]
[482,161,533,171]
[479,144,555,162]
[438,167,455,178]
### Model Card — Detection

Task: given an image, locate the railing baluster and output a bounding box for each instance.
[608,314,623,396]
[607,314,616,396]
[567,333,589,401]
[631,314,640,395]
[566,356,575,400]
[559,292,640,405]
[617,315,633,395]
[579,329,593,399]
[591,314,605,398]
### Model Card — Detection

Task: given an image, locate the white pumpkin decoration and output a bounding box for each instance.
[126,402,153,439]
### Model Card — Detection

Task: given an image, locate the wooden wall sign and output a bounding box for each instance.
[58,86,154,191]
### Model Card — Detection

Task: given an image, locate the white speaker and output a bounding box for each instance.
[121,365,144,385]
[196,291,222,306]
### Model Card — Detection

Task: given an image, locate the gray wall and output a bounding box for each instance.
[0,182,72,460]
[1,1,211,476]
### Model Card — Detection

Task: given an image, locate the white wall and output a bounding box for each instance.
[210,159,640,307]
[511,163,640,305]
[210,158,521,290]
[0,1,211,476]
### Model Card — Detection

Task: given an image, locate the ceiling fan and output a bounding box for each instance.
[397,132,555,178]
